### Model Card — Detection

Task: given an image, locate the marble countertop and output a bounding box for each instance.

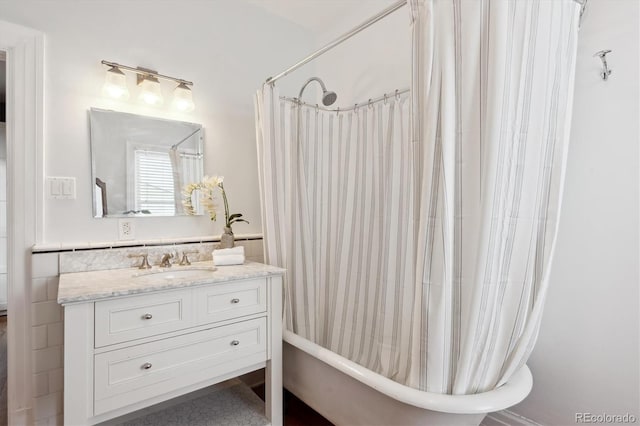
[57,261,285,304]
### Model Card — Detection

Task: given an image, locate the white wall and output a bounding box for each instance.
[312,1,639,425]
[297,0,410,106]
[0,0,315,244]
[512,0,640,423]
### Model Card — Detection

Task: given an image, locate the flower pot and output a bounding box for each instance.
[220,226,235,249]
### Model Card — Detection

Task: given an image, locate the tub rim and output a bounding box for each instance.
[284,329,533,414]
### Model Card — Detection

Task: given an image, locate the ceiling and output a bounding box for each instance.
[247,0,397,40]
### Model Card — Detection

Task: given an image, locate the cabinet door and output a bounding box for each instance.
[194,278,267,326]
[95,289,194,347]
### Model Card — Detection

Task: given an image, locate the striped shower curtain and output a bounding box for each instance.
[255,93,417,383]
[256,0,580,395]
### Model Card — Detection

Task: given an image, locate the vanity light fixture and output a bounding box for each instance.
[102,65,130,100]
[172,82,195,112]
[100,60,195,111]
[137,73,164,106]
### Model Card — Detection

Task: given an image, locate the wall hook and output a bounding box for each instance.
[594,49,612,81]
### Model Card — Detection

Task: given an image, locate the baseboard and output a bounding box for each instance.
[482,410,541,426]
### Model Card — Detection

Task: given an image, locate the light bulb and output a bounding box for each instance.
[138,75,163,106]
[102,66,129,100]
[172,82,195,112]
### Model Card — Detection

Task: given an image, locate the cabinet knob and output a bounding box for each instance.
[142,362,153,370]
[230,340,240,346]
[142,313,153,320]
[230,298,240,304]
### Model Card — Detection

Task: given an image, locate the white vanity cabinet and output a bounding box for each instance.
[58,263,284,425]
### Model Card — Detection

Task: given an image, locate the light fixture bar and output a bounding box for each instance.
[101,60,193,86]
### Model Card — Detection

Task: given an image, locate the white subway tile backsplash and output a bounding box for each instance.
[59,242,81,251]
[32,301,62,326]
[0,161,6,202]
[47,322,63,346]
[31,243,62,252]
[31,325,47,350]
[0,235,6,265]
[32,278,48,303]
[48,368,64,393]
[0,274,7,306]
[34,414,63,426]
[32,253,60,278]
[46,277,59,301]
[33,391,63,421]
[32,372,49,398]
[0,201,6,238]
[32,346,62,374]
[86,241,113,249]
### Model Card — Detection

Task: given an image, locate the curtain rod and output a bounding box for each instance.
[265,0,407,85]
[280,88,410,113]
[265,0,585,85]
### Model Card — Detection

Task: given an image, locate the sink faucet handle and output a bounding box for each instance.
[179,251,199,266]
[160,252,174,268]
[128,253,152,269]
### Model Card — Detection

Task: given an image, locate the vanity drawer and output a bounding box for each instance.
[95,290,194,347]
[195,278,267,325]
[93,317,267,415]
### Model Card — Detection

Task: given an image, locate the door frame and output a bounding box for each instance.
[0,19,45,425]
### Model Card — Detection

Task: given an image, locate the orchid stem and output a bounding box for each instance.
[220,183,230,227]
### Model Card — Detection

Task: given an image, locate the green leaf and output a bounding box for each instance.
[230,218,249,224]
[229,213,243,220]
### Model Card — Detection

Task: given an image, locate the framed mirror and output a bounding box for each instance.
[89,108,204,218]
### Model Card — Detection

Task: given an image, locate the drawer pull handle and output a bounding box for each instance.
[142,313,153,320]
[231,298,240,304]
[142,362,153,370]
[230,340,240,346]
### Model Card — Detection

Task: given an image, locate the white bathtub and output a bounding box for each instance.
[283,330,533,426]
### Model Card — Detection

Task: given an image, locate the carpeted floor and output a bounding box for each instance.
[118,381,269,426]
[106,379,333,426]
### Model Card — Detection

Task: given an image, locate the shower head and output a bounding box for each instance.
[298,77,338,106]
[322,90,337,106]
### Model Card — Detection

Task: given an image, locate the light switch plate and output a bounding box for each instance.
[47,177,76,199]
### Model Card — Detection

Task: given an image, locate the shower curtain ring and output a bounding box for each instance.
[368,99,373,108]
[315,103,319,112]
[354,103,359,112]
[384,94,388,105]
[336,107,340,116]
[395,89,400,100]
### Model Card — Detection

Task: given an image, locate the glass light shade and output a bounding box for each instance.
[172,83,195,112]
[102,66,129,100]
[138,75,163,106]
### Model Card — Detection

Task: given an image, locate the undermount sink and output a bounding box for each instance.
[133,267,217,280]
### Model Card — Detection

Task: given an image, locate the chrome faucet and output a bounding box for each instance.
[159,253,174,267]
